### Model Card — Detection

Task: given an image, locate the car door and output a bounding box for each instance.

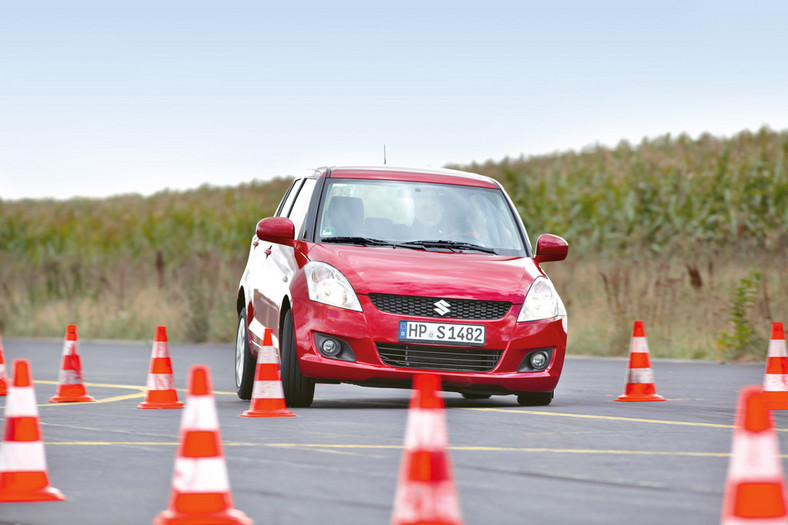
[251,178,317,339]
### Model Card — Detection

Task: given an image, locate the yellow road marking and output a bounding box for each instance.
[35,380,146,389]
[29,380,147,406]
[39,441,752,458]
[20,381,788,434]
[464,407,739,429]
[92,392,147,403]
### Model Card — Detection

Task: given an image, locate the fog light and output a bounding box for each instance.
[529,351,549,370]
[321,338,341,357]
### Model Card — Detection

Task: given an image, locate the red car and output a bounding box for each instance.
[235,166,568,407]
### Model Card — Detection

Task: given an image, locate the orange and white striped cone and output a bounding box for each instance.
[763,322,788,410]
[154,365,252,525]
[0,329,7,396]
[721,385,788,524]
[240,328,296,418]
[615,320,665,402]
[137,326,184,409]
[0,359,66,502]
[391,373,463,525]
[48,324,95,403]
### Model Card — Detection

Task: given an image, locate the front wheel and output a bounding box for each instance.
[516,391,553,406]
[235,308,255,400]
[280,310,315,408]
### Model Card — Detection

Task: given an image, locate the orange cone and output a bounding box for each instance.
[240,328,296,418]
[48,324,95,403]
[137,326,184,409]
[0,359,66,502]
[154,365,252,525]
[0,329,7,396]
[391,373,463,525]
[763,322,788,410]
[615,320,665,402]
[721,385,788,524]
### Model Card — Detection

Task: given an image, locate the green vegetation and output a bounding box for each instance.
[0,179,291,342]
[716,266,766,361]
[1,127,786,359]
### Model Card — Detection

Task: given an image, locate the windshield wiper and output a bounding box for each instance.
[321,236,397,246]
[400,240,497,254]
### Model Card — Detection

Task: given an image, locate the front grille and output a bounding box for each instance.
[369,293,511,320]
[376,343,503,372]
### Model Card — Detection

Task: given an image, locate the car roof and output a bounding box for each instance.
[316,166,500,188]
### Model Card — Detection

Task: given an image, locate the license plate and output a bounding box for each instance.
[398,320,485,346]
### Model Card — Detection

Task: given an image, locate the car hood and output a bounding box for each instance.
[305,244,543,303]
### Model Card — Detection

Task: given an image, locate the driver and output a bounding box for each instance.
[411,190,479,242]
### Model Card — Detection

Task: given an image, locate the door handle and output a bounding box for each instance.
[264,247,272,257]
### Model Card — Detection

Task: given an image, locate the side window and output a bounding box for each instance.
[276,179,304,218]
[287,178,317,238]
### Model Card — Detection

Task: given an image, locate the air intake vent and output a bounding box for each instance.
[369,293,510,320]
[376,343,502,372]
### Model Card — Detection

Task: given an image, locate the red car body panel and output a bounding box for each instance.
[305,244,542,300]
[285,245,566,393]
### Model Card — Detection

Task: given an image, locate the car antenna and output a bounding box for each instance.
[383,144,387,165]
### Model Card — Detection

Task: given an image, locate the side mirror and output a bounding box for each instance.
[534,234,568,264]
[256,217,295,247]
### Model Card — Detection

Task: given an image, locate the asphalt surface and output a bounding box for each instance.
[0,337,779,525]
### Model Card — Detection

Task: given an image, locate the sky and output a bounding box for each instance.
[1,1,787,200]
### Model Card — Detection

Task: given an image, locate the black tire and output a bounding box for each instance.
[280,309,315,408]
[516,391,554,406]
[235,308,255,400]
[461,393,491,400]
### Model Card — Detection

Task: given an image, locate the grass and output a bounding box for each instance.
[1,128,787,360]
[547,253,786,361]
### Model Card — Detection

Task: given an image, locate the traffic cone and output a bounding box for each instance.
[763,322,788,410]
[0,329,7,396]
[48,324,95,403]
[615,320,665,402]
[154,365,252,525]
[0,359,66,502]
[240,328,295,418]
[721,385,788,524]
[391,373,463,525]
[137,326,184,409]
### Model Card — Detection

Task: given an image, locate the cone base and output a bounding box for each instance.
[136,401,185,409]
[240,408,296,418]
[0,485,66,502]
[153,508,253,525]
[48,394,96,403]
[615,394,666,402]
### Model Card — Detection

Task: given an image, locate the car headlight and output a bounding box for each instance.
[517,276,566,329]
[304,262,362,312]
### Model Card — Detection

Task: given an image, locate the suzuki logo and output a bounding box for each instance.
[434,299,451,316]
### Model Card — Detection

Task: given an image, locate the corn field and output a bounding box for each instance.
[1,128,787,359]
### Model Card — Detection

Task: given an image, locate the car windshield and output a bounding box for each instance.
[317,179,527,256]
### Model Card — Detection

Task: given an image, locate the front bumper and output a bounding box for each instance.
[291,293,567,395]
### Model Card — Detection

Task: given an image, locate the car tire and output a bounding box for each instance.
[516,391,553,406]
[280,309,315,408]
[235,308,255,400]
[461,393,491,400]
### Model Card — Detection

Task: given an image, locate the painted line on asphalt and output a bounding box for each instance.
[40,441,745,458]
[23,381,785,435]
[464,407,739,429]
[32,380,147,405]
